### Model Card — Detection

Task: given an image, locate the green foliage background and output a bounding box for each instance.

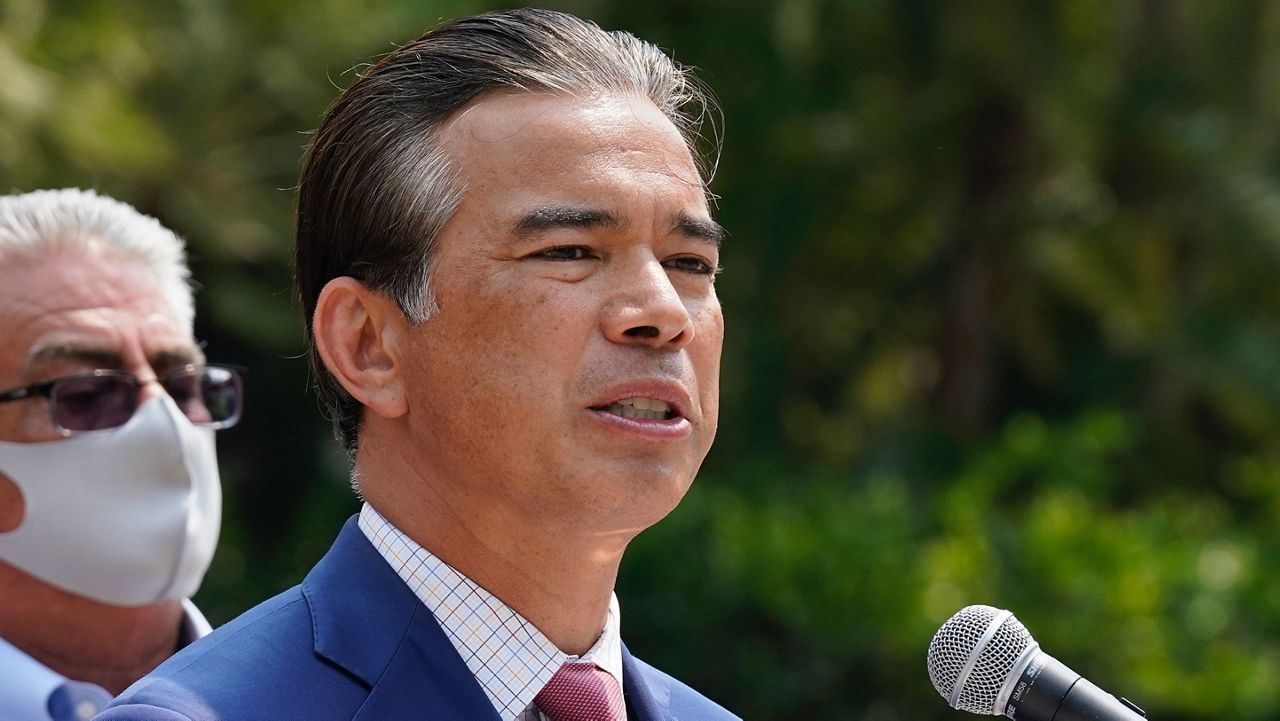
[5,1,1280,718]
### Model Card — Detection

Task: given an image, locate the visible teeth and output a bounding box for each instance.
[615,397,670,413]
[605,398,671,420]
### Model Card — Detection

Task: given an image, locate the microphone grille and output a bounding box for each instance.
[927,605,1036,714]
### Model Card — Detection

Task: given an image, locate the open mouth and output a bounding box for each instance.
[591,397,679,421]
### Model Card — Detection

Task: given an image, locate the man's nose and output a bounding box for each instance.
[130,362,168,403]
[600,259,695,350]
[137,380,168,403]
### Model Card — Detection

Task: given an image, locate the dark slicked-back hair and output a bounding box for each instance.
[296,8,720,458]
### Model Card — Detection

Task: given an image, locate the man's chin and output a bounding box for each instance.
[574,465,698,531]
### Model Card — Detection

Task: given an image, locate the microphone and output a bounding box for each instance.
[926,605,1148,720]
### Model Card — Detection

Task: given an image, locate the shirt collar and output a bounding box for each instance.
[358,502,624,721]
[0,601,211,721]
[179,598,213,646]
[0,634,65,721]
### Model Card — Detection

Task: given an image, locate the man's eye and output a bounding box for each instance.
[534,245,594,261]
[665,256,719,276]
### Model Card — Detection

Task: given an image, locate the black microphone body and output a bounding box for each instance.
[1005,652,1146,721]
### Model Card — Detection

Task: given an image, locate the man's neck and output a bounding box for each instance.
[362,475,630,656]
[0,561,184,695]
[429,512,625,655]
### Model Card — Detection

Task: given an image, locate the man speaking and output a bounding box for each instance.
[101,8,737,720]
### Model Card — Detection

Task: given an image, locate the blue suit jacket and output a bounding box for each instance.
[97,517,738,721]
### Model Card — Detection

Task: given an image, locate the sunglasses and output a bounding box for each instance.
[0,364,244,436]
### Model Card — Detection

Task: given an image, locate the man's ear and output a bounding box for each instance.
[0,472,23,533]
[312,277,410,420]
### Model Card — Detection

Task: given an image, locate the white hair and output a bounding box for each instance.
[0,188,195,328]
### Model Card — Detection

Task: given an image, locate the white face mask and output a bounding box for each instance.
[0,396,221,606]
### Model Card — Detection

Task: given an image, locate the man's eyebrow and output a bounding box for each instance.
[151,348,205,370]
[513,206,625,238]
[26,344,203,374]
[27,344,125,370]
[672,212,726,248]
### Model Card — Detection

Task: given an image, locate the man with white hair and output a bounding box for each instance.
[0,188,243,720]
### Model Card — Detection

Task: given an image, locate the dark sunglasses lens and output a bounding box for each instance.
[163,367,242,427]
[52,375,138,432]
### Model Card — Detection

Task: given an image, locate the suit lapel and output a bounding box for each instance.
[353,602,501,721]
[303,517,500,721]
[622,643,671,721]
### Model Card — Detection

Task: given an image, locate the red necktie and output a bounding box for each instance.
[534,662,626,721]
